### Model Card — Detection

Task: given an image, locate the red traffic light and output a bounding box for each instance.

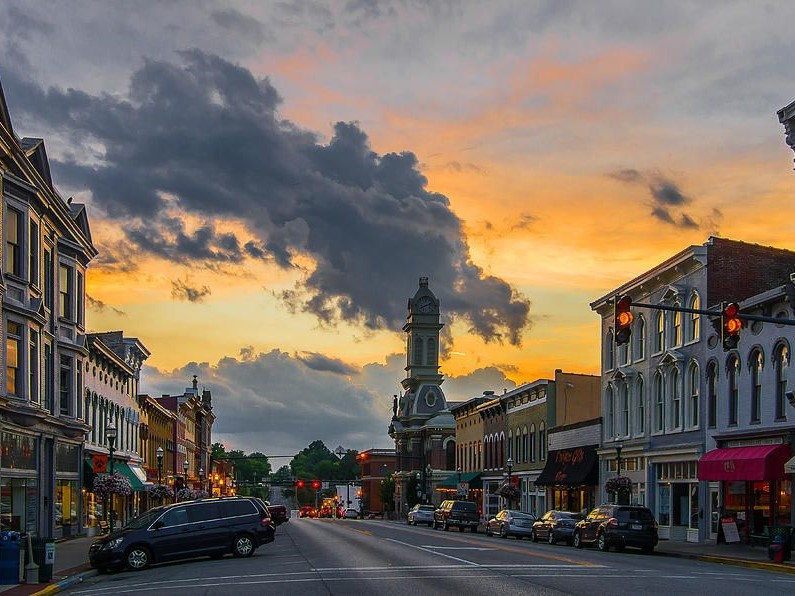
[614,294,634,346]
[722,302,741,350]
[296,480,305,488]
[312,480,321,490]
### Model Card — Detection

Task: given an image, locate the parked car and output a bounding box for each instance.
[344,508,359,519]
[299,506,317,518]
[407,504,436,526]
[88,497,276,572]
[532,510,583,545]
[433,500,479,532]
[573,504,658,553]
[485,510,536,539]
[254,499,289,526]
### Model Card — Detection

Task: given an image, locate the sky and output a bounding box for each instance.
[2,1,794,461]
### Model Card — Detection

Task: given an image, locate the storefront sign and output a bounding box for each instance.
[93,454,108,473]
[721,516,740,543]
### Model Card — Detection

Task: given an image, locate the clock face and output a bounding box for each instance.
[416,297,434,313]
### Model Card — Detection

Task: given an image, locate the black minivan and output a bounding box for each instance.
[89,497,276,572]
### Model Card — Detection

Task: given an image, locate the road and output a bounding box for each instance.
[68,518,795,595]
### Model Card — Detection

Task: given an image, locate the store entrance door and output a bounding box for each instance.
[709,486,720,540]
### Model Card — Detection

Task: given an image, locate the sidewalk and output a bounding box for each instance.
[654,538,795,574]
[0,535,97,595]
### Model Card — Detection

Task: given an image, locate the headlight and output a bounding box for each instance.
[104,537,124,550]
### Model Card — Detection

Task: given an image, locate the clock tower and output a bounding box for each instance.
[402,276,443,390]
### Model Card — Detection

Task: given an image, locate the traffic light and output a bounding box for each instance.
[722,302,741,351]
[311,480,321,490]
[295,480,305,489]
[614,294,634,346]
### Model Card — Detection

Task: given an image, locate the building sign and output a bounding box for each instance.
[720,516,740,543]
[93,454,108,474]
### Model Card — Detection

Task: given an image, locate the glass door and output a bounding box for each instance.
[709,485,720,539]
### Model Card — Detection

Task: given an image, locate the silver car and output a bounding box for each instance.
[407,504,436,526]
[485,509,536,539]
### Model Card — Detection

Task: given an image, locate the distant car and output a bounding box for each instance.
[485,510,536,539]
[299,506,317,518]
[254,499,289,526]
[433,500,479,532]
[573,504,658,553]
[344,508,359,519]
[407,504,436,526]
[532,510,582,545]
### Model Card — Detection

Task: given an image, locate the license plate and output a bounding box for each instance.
[631,524,642,530]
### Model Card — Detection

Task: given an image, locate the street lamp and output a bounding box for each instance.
[615,443,623,477]
[425,464,433,505]
[183,460,190,497]
[156,447,164,485]
[457,466,463,498]
[106,422,117,532]
[505,457,514,510]
[199,468,204,494]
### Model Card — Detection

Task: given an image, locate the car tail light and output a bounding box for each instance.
[606,517,618,528]
[261,517,272,526]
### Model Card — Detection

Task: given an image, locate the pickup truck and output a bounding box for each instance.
[433,500,479,532]
[256,499,289,525]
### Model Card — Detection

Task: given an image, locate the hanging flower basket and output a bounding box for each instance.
[604,476,632,494]
[192,489,210,499]
[176,488,197,501]
[496,482,521,501]
[147,483,174,500]
[93,472,133,498]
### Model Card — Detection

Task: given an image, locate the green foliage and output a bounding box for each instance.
[379,475,395,512]
[211,443,226,458]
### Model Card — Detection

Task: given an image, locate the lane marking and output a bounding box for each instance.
[422,546,497,551]
[385,537,481,566]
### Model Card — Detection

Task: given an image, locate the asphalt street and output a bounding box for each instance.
[66,518,795,595]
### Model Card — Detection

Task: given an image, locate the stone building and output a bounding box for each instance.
[0,80,98,538]
[389,277,456,513]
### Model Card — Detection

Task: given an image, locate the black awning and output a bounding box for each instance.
[535,445,599,486]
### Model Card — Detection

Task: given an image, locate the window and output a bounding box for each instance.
[529,424,536,462]
[29,330,39,404]
[29,220,39,286]
[621,384,630,437]
[775,343,789,420]
[77,271,84,326]
[688,294,700,342]
[6,321,22,395]
[605,387,615,438]
[539,422,546,460]
[60,355,73,416]
[44,249,53,311]
[654,373,664,432]
[636,377,645,434]
[522,426,528,463]
[751,350,763,423]
[655,312,664,352]
[671,369,681,429]
[5,207,23,277]
[507,430,513,460]
[635,316,646,361]
[59,264,73,320]
[606,331,615,370]
[688,363,699,428]
[44,343,53,412]
[619,339,629,367]
[161,506,189,527]
[514,430,520,464]
[673,305,682,346]
[728,356,739,426]
[708,362,717,428]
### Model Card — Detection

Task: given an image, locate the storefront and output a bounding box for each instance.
[0,431,39,533]
[698,443,792,543]
[436,472,482,512]
[536,445,598,514]
[520,473,546,516]
[54,441,82,538]
[653,459,701,542]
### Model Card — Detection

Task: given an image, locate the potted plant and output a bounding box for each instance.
[147,483,174,501]
[93,472,133,499]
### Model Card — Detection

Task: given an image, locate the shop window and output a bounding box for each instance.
[1,477,38,533]
[55,479,78,528]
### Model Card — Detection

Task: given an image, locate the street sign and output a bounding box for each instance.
[457,482,467,496]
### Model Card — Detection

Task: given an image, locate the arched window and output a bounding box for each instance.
[654,373,664,432]
[605,386,615,439]
[673,304,682,347]
[522,426,528,462]
[413,336,423,365]
[688,362,699,428]
[707,362,718,427]
[621,384,630,437]
[728,355,739,426]
[655,312,665,353]
[636,376,645,435]
[751,350,763,423]
[775,343,789,420]
[539,422,546,460]
[606,331,615,370]
[688,293,700,342]
[477,441,482,469]
[507,429,513,460]
[635,315,646,361]
[514,430,520,464]
[529,424,536,461]
[446,440,455,469]
[671,368,681,429]
[427,339,437,365]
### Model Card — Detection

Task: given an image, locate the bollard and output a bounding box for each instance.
[23,534,38,585]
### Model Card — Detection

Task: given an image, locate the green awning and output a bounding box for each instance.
[114,462,146,491]
[436,472,481,489]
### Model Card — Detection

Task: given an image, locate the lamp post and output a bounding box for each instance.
[183,460,189,498]
[615,443,623,477]
[106,422,117,532]
[199,468,204,495]
[425,465,432,505]
[505,457,514,510]
[156,447,163,485]
[457,466,463,498]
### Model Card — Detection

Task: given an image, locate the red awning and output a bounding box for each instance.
[698,444,792,481]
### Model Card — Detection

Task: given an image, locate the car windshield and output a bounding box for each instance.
[558,512,581,519]
[125,507,164,530]
[419,505,435,511]
[508,511,533,519]
[454,502,477,511]
[617,508,655,522]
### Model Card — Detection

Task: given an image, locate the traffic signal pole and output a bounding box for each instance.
[629,301,795,326]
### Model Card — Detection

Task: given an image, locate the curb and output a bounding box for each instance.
[696,554,795,575]
[31,570,97,596]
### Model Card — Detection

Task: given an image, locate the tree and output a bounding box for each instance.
[379,475,395,512]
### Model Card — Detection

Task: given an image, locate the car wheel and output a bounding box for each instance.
[597,532,609,552]
[532,529,538,542]
[500,524,508,539]
[548,530,555,545]
[125,546,151,571]
[573,531,583,549]
[232,533,255,558]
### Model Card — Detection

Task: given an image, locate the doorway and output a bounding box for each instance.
[709,485,720,540]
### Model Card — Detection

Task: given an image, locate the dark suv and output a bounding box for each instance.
[433,500,479,532]
[89,497,276,572]
[573,504,658,553]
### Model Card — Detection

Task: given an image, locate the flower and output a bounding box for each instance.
[604,476,633,494]
[93,472,133,498]
[176,488,195,501]
[147,483,174,499]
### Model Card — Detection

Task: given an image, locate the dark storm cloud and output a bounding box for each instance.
[171,278,211,303]
[2,51,531,344]
[649,180,689,206]
[651,206,675,225]
[86,294,125,316]
[610,168,700,230]
[295,352,358,376]
[211,8,269,44]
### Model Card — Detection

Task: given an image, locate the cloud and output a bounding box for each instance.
[171,278,211,303]
[211,8,269,45]
[295,351,358,375]
[609,168,700,230]
[2,51,531,345]
[86,294,126,316]
[443,366,518,404]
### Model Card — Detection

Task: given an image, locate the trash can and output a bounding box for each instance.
[769,527,792,562]
[31,537,55,583]
[0,531,22,584]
